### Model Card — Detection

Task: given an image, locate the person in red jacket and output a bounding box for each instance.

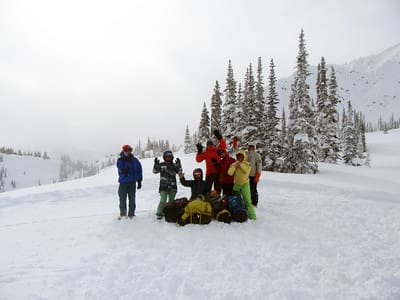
[216,148,236,196]
[196,130,226,194]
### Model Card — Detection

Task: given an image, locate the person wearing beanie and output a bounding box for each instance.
[246,143,262,207]
[116,144,143,219]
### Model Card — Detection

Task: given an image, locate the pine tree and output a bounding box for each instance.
[342,101,357,164]
[263,59,280,171]
[317,64,340,163]
[285,29,318,174]
[221,60,237,140]
[210,80,223,135]
[198,102,210,144]
[232,83,244,138]
[184,125,194,154]
[242,63,256,143]
[254,57,266,146]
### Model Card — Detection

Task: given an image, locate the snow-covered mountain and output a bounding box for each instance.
[277,43,400,122]
[1,130,400,299]
[0,154,61,192]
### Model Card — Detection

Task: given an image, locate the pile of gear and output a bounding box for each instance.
[163,191,249,226]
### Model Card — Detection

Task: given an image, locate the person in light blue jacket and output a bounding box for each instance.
[116,144,143,219]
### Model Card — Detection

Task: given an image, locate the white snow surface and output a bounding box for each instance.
[1,130,400,300]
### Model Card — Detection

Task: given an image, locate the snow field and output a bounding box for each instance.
[0,130,399,299]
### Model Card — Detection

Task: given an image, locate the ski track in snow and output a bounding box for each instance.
[0,131,400,299]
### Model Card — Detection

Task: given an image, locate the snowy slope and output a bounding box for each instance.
[276,43,400,122]
[0,154,61,192]
[1,130,400,299]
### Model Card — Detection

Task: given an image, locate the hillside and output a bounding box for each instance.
[0,154,61,192]
[0,130,399,299]
[276,43,400,122]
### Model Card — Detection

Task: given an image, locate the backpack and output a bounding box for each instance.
[163,197,189,223]
[178,197,213,226]
[225,192,248,223]
[205,192,231,224]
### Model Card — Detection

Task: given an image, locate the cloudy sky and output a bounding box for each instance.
[1,0,399,160]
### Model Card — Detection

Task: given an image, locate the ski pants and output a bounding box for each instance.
[157,190,176,217]
[205,173,221,194]
[249,176,259,207]
[233,182,256,220]
[221,183,234,196]
[118,182,136,217]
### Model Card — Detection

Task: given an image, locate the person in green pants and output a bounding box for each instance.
[227,149,256,220]
[153,150,182,220]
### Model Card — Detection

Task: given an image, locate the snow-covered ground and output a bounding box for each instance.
[1,130,399,300]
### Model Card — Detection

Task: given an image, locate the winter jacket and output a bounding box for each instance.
[247,150,262,177]
[227,150,251,185]
[196,138,227,175]
[117,151,143,184]
[217,149,235,185]
[179,176,208,200]
[153,161,180,192]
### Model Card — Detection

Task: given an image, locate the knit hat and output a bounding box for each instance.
[122,144,133,152]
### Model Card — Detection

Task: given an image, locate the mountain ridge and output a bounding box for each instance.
[275,42,400,122]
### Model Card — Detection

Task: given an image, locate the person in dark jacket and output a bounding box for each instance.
[153,150,182,220]
[179,168,208,200]
[116,144,143,219]
[195,129,226,194]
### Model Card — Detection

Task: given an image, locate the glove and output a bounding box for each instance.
[154,157,160,165]
[213,129,222,140]
[137,181,142,189]
[255,172,261,183]
[121,167,129,174]
[211,157,219,168]
[196,142,203,154]
[232,136,238,148]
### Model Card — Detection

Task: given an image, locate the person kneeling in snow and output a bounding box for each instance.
[116,145,143,219]
[227,150,256,220]
[179,168,208,200]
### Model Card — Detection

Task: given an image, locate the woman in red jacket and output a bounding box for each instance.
[195,130,226,194]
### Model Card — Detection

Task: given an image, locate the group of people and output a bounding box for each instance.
[116,130,262,221]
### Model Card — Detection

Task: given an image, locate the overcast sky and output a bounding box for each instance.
[1,0,399,160]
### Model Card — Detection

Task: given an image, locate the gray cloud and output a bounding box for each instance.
[1,0,399,159]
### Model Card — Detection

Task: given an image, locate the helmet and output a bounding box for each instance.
[163,150,174,161]
[192,168,203,179]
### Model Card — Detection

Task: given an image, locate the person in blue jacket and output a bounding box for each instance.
[116,144,143,219]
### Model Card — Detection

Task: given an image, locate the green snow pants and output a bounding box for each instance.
[156,190,177,217]
[233,182,256,220]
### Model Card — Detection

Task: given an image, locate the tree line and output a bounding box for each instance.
[184,29,377,174]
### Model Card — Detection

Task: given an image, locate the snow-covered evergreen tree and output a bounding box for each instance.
[232,83,244,139]
[317,63,341,163]
[184,125,194,154]
[254,57,266,147]
[342,101,357,164]
[263,59,280,171]
[285,29,318,174]
[210,80,223,135]
[198,102,210,144]
[241,63,257,143]
[221,60,237,140]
